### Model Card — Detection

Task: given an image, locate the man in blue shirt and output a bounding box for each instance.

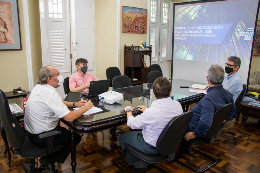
[181,65,236,152]
[222,56,243,103]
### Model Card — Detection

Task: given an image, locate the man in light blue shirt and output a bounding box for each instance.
[119,77,183,172]
[222,56,243,103]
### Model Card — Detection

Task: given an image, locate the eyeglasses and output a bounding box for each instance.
[225,63,237,67]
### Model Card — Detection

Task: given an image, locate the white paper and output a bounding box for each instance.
[9,103,23,114]
[73,106,103,115]
[190,84,208,90]
[189,89,207,94]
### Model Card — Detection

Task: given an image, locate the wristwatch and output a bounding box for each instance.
[125,109,132,113]
[73,102,76,107]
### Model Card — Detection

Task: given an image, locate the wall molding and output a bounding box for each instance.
[22,0,34,91]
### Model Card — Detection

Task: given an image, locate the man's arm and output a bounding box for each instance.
[69,76,90,92]
[193,98,215,138]
[62,100,87,108]
[63,100,93,122]
[70,83,90,93]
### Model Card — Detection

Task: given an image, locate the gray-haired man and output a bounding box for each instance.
[25,66,94,173]
[181,64,236,152]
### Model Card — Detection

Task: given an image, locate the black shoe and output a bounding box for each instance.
[134,160,149,169]
[132,168,146,173]
[39,157,56,173]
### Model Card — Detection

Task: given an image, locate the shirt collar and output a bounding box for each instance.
[207,85,223,93]
[151,97,172,106]
[76,71,87,77]
[227,71,238,79]
[38,84,56,91]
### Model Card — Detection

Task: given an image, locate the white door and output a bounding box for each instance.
[149,0,171,79]
[71,0,95,75]
[40,0,70,98]
[40,0,95,98]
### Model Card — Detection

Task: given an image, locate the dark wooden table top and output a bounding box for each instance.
[5,90,28,99]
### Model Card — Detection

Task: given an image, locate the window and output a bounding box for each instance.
[48,0,63,18]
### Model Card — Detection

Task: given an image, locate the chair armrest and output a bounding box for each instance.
[38,131,62,154]
[38,131,61,139]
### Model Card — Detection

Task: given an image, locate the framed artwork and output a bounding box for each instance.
[122,6,147,34]
[253,21,260,55]
[0,0,21,50]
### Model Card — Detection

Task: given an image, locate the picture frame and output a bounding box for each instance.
[253,20,260,55]
[0,0,21,50]
[122,6,147,34]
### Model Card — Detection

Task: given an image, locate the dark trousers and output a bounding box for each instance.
[119,131,158,165]
[28,125,81,164]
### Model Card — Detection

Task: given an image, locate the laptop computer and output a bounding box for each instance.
[64,91,81,102]
[82,80,110,98]
[64,80,110,102]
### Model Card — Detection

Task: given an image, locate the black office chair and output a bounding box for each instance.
[177,103,233,172]
[0,90,63,173]
[112,75,132,89]
[121,112,193,173]
[147,71,163,83]
[106,67,121,87]
[150,64,163,75]
[63,77,70,95]
[215,84,247,143]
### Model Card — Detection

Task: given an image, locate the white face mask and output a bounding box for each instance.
[53,75,64,86]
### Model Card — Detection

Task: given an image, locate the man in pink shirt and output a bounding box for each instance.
[69,58,99,93]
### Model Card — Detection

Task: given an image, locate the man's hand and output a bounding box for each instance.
[184,132,197,141]
[75,100,87,107]
[223,120,227,124]
[124,106,134,112]
[124,106,134,119]
[84,100,94,110]
[137,105,147,112]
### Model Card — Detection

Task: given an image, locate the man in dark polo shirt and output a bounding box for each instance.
[181,64,236,152]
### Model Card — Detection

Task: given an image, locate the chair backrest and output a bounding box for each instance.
[147,71,163,83]
[150,64,162,74]
[106,67,121,87]
[112,75,132,89]
[0,90,25,150]
[63,77,70,94]
[204,103,233,139]
[235,84,246,113]
[156,112,193,156]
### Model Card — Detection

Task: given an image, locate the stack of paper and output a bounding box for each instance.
[73,106,103,115]
[189,84,208,94]
[9,103,23,114]
[190,84,209,90]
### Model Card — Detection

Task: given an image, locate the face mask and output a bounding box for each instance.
[225,67,233,74]
[53,75,64,86]
[81,66,88,74]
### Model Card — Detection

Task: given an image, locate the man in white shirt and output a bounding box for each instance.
[119,77,183,173]
[25,66,93,173]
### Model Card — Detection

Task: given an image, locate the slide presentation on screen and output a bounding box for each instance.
[172,0,259,84]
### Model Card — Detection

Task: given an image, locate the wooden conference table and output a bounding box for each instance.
[62,79,206,173]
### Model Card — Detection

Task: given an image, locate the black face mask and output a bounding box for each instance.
[81,66,88,74]
[225,67,233,73]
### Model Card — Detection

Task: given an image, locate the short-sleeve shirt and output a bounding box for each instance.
[24,84,70,134]
[69,72,99,93]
